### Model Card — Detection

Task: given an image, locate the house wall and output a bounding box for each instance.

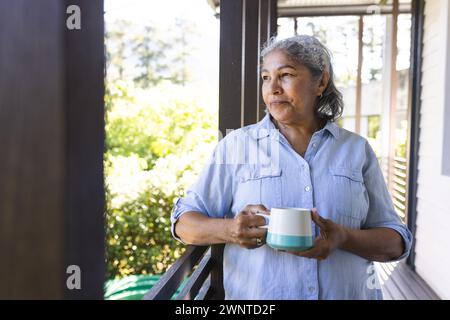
[415,0,450,299]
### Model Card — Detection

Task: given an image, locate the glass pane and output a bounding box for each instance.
[361,14,388,157]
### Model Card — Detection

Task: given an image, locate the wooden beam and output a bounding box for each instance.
[0,0,105,299]
[219,0,277,133]
[257,0,278,121]
[219,0,243,136]
[175,254,214,300]
[143,246,208,300]
[63,0,105,300]
[257,0,269,121]
[209,244,225,299]
[242,0,260,126]
[268,0,278,43]
[0,0,65,299]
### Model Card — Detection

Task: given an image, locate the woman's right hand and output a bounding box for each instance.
[227,204,269,249]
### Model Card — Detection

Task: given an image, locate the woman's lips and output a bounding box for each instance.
[270,101,289,106]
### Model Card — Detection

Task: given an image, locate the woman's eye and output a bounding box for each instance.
[281,73,292,78]
[261,75,269,81]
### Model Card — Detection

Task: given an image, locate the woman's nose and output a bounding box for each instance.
[269,79,282,95]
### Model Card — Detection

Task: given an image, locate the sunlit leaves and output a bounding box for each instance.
[105,81,217,279]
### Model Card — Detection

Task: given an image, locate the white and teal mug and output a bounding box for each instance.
[256,207,314,251]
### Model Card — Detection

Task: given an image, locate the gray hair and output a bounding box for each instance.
[261,35,343,122]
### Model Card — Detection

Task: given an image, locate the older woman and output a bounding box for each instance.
[171,35,412,300]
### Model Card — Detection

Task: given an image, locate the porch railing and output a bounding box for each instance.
[392,156,408,223]
[143,244,225,300]
[379,156,408,224]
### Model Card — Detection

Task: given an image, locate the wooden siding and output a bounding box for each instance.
[414,0,450,299]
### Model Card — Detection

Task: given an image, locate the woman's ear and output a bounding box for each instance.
[317,71,330,96]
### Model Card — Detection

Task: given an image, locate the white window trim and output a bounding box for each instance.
[442,0,450,176]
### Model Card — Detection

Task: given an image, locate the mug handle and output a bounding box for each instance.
[255,211,270,229]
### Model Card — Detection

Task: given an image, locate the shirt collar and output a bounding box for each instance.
[322,121,339,139]
[251,112,340,140]
[247,112,274,140]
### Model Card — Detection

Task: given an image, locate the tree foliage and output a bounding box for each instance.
[106,19,197,89]
[105,18,217,279]
[105,82,217,279]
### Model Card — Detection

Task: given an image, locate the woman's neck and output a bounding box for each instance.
[272,116,325,139]
[271,115,326,157]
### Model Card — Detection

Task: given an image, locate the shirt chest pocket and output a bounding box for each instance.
[328,167,368,222]
[235,167,282,210]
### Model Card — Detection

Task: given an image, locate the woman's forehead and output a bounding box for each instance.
[261,50,305,72]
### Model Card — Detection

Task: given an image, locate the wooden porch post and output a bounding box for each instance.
[219,0,243,137]
[257,0,278,121]
[242,0,260,126]
[0,0,105,299]
[219,0,277,137]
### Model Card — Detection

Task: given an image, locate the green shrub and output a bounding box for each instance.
[105,82,217,279]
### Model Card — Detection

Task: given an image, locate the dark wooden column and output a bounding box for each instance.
[242,0,260,126]
[63,0,105,300]
[219,0,277,136]
[219,0,243,136]
[258,0,278,120]
[0,0,105,299]
[406,0,425,270]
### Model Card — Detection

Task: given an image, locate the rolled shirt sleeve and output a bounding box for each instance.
[170,139,234,244]
[361,141,413,261]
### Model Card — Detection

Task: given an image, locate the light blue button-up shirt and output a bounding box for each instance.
[171,113,412,300]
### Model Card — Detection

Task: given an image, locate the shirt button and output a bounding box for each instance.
[308,286,315,293]
[305,186,311,192]
[312,143,317,148]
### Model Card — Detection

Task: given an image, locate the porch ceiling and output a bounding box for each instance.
[278,0,410,6]
[207,0,412,17]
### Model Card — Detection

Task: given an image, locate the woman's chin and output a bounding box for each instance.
[268,107,295,123]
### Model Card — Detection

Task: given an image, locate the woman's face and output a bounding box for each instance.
[261,49,323,125]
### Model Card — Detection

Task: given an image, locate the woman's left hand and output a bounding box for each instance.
[283,208,347,260]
